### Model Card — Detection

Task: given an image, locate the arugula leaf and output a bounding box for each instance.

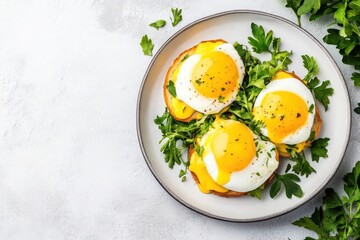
[249,184,265,199]
[270,173,303,198]
[311,138,330,162]
[149,19,166,30]
[140,34,154,56]
[154,108,214,178]
[248,23,274,53]
[293,161,360,239]
[170,8,182,27]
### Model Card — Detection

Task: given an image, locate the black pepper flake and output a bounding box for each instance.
[296,113,301,118]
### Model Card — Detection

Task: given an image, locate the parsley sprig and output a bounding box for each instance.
[284,0,360,114]
[293,161,360,239]
[302,55,334,111]
[170,8,182,27]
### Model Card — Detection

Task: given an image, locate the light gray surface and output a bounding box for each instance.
[0,0,358,239]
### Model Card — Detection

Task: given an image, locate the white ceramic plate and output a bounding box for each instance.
[137,10,351,222]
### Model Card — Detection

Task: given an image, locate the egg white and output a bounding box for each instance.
[175,43,245,114]
[253,77,316,145]
[201,129,278,193]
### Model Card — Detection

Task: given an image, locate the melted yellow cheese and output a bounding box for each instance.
[189,151,228,194]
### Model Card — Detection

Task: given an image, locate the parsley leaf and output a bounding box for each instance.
[149,19,166,30]
[311,138,330,162]
[287,147,316,177]
[297,0,321,16]
[352,72,360,86]
[170,8,182,27]
[140,34,154,56]
[293,161,360,239]
[248,23,274,53]
[285,0,304,26]
[270,173,303,198]
[285,0,360,92]
[309,79,334,111]
[355,103,360,114]
[166,80,177,97]
[302,55,319,82]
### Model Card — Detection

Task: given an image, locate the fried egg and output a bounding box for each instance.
[189,118,278,193]
[175,41,245,114]
[252,74,315,145]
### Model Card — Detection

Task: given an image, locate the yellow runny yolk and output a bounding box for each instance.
[191,51,239,99]
[189,119,256,193]
[253,91,308,143]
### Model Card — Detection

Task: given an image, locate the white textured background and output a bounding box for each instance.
[0,0,359,239]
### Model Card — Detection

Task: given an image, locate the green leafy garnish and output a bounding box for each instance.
[154,109,214,177]
[166,80,177,97]
[149,19,166,30]
[248,23,274,53]
[287,147,316,177]
[293,161,360,239]
[302,54,334,111]
[311,138,330,163]
[181,54,189,62]
[140,34,154,56]
[302,55,319,82]
[355,103,360,114]
[308,78,334,111]
[249,184,265,199]
[285,0,360,114]
[309,104,314,113]
[270,173,303,198]
[170,8,182,27]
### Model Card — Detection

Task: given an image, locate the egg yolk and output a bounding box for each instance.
[189,119,257,193]
[253,91,308,143]
[191,51,239,99]
[204,120,256,185]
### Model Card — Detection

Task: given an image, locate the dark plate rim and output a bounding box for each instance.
[136,9,351,223]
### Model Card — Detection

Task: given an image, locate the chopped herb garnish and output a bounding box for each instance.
[308,104,314,113]
[140,34,154,56]
[195,78,202,85]
[170,8,182,27]
[181,54,189,62]
[218,96,225,103]
[166,80,177,97]
[149,19,166,30]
